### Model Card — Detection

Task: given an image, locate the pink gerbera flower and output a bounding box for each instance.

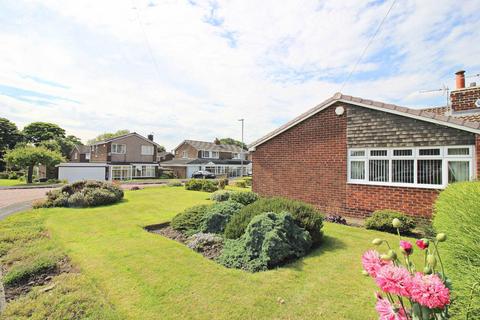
[410,273,450,309]
[375,265,412,297]
[375,294,408,320]
[362,250,392,278]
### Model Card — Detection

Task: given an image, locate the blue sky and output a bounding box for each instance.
[0,0,479,149]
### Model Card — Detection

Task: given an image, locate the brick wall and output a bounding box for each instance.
[477,135,480,178]
[451,86,480,112]
[252,102,478,220]
[175,143,198,159]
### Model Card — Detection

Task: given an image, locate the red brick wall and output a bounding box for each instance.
[345,185,439,219]
[450,86,480,112]
[252,103,348,215]
[476,134,480,178]
[252,103,456,220]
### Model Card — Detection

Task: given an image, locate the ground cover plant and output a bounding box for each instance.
[224,197,324,245]
[1,186,429,319]
[365,209,416,234]
[433,181,480,319]
[34,180,124,208]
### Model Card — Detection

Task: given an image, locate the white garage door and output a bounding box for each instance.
[58,166,107,183]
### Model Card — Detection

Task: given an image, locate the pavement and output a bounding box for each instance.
[0,187,55,221]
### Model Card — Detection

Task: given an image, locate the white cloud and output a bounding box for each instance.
[0,0,479,149]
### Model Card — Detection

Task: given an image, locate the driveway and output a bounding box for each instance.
[0,188,55,220]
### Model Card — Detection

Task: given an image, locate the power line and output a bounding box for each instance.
[131,0,164,83]
[339,0,397,92]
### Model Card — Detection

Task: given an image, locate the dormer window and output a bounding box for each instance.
[201,150,219,159]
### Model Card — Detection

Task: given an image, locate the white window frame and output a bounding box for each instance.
[201,150,219,159]
[182,150,188,159]
[132,164,156,178]
[111,143,126,154]
[85,153,90,160]
[111,165,132,180]
[141,145,154,155]
[347,145,475,189]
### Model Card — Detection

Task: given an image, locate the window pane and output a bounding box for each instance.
[350,161,365,180]
[370,150,387,157]
[448,161,469,183]
[369,160,389,182]
[447,148,469,156]
[392,160,414,183]
[419,148,440,156]
[417,160,442,185]
[351,150,365,157]
[393,149,413,156]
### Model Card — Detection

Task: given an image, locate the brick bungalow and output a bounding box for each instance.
[249,71,480,220]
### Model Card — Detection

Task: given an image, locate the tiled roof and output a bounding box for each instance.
[76,145,91,154]
[249,92,480,149]
[183,140,245,153]
[160,158,250,166]
[91,132,162,147]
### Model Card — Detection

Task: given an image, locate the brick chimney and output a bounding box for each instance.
[450,70,480,112]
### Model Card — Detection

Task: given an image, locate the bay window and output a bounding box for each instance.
[348,146,474,188]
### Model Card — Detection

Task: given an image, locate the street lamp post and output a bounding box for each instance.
[238,118,244,177]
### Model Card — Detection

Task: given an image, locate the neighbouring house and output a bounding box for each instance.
[157,151,174,162]
[57,132,161,182]
[69,145,91,163]
[249,71,480,220]
[160,139,251,178]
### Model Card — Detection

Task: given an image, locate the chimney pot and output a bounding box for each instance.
[455,70,465,89]
[470,82,477,88]
[147,134,154,141]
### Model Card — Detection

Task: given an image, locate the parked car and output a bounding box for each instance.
[191,170,216,179]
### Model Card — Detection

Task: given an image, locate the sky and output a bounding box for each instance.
[1,0,479,150]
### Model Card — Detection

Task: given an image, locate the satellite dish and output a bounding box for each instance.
[475,99,480,108]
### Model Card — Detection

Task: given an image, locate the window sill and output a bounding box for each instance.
[347,181,446,190]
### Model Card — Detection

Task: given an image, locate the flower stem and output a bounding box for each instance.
[433,241,446,280]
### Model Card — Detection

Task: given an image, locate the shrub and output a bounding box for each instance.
[433,181,480,319]
[243,176,252,186]
[211,190,231,202]
[167,180,183,187]
[217,212,312,272]
[38,181,123,208]
[8,171,19,179]
[224,197,324,245]
[218,178,229,190]
[67,193,88,207]
[185,179,218,192]
[234,180,247,188]
[200,201,244,234]
[187,233,223,252]
[229,191,258,205]
[325,215,347,225]
[84,189,119,206]
[365,210,415,234]
[0,172,8,179]
[171,204,212,235]
[130,186,141,191]
[159,171,174,179]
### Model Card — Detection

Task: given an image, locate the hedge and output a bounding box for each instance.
[433,181,480,319]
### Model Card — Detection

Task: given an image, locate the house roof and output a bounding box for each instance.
[91,132,162,147]
[176,139,245,153]
[160,158,251,167]
[73,145,90,154]
[157,151,173,157]
[249,92,480,149]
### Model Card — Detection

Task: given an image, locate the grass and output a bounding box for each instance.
[0,179,23,186]
[1,186,420,319]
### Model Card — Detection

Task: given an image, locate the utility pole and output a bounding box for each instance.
[238,118,244,177]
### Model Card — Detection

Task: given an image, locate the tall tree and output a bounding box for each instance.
[87,129,130,145]
[57,135,83,158]
[23,122,65,145]
[5,146,64,183]
[0,118,23,171]
[218,137,247,150]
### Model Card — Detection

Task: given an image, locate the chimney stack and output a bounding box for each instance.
[147,134,154,141]
[455,70,465,89]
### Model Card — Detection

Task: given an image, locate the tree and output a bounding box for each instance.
[218,138,247,150]
[57,135,83,158]
[87,129,130,145]
[0,118,23,171]
[4,146,64,183]
[23,122,65,145]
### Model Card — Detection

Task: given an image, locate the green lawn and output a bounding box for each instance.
[0,179,22,186]
[1,186,415,319]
